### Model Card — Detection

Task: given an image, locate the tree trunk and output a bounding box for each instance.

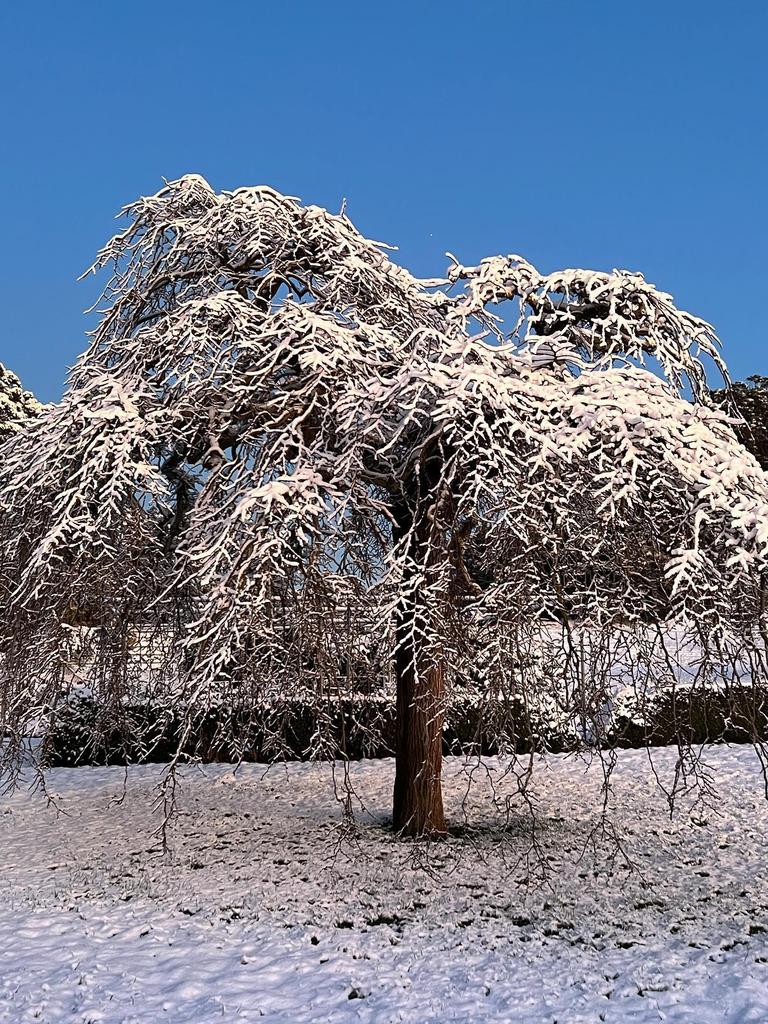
[391,502,447,837]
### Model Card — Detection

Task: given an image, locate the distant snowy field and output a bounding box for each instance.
[2,747,768,1023]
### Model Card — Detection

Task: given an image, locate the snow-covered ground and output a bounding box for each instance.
[1,746,768,1023]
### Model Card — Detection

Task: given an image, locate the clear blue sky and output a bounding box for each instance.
[2,1,766,402]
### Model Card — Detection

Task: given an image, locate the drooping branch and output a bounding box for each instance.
[446,255,728,400]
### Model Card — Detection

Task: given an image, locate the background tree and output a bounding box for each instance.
[714,375,768,470]
[2,176,768,835]
[0,363,43,441]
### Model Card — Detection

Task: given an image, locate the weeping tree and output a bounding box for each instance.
[2,175,768,835]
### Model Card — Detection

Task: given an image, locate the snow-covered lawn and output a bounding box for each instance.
[1,746,768,1023]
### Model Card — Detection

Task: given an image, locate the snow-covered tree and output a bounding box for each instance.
[0,363,43,441]
[715,375,768,470]
[2,175,768,835]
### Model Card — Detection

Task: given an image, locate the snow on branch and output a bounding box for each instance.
[446,255,727,400]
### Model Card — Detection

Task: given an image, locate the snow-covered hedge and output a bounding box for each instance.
[42,687,768,767]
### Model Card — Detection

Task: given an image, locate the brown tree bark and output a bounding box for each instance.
[391,499,447,837]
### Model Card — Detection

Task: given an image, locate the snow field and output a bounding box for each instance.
[1,746,767,1022]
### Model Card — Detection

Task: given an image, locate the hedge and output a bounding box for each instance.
[40,686,768,768]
